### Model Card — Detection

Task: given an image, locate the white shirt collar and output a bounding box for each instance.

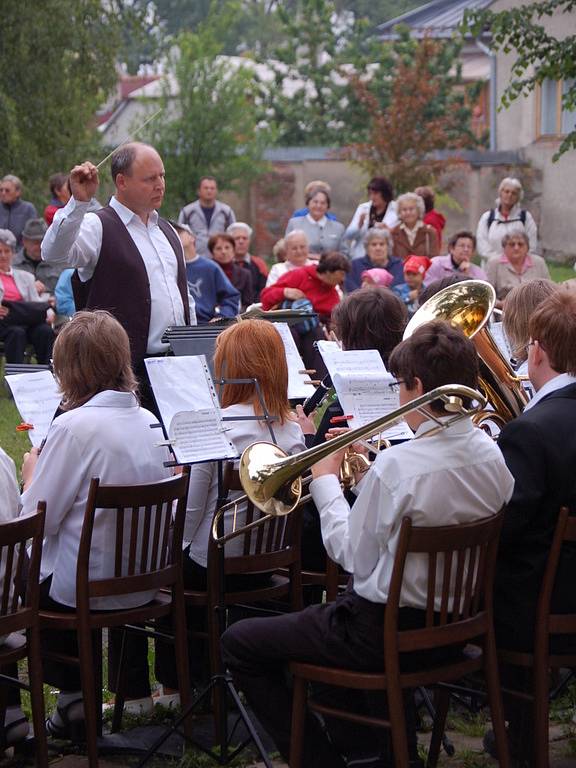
[110,196,159,227]
[306,213,327,228]
[523,372,576,411]
[81,390,140,409]
[415,415,474,438]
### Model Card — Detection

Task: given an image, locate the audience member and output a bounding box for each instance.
[208,233,253,311]
[0,229,54,364]
[271,237,286,264]
[391,192,439,261]
[0,175,37,248]
[361,268,394,288]
[221,321,513,767]
[154,320,308,702]
[54,269,76,322]
[173,223,239,322]
[491,291,576,762]
[178,176,236,258]
[344,228,403,293]
[291,180,338,221]
[393,255,431,317]
[485,231,550,307]
[227,222,268,302]
[476,177,538,264]
[415,186,446,250]
[285,186,344,256]
[14,218,62,297]
[424,231,486,285]
[20,311,173,730]
[266,230,314,287]
[502,279,558,374]
[344,177,398,260]
[44,173,71,225]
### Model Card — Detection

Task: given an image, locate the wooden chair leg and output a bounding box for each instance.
[77,623,99,768]
[427,688,450,768]
[484,635,510,768]
[387,683,410,768]
[533,656,551,768]
[173,598,193,740]
[289,675,307,768]
[27,627,49,768]
[110,628,128,734]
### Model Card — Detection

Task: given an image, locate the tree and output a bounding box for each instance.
[463,0,576,159]
[146,11,270,217]
[0,0,131,204]
[341,31,479,192]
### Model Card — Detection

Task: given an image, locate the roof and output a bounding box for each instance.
[377,0,493,39]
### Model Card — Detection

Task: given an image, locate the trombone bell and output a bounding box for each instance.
[239,442,302,517]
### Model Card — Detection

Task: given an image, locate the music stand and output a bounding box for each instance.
[136,376,278,767]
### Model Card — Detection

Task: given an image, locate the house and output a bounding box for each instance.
[378,0,576,263]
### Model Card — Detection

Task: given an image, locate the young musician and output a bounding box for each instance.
[20,311,172,733]
[489,289,576,761]
[221,321,514,767]
[154,319,309,702]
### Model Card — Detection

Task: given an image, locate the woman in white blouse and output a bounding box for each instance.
[20,311,172,735]
[154,319,308,701]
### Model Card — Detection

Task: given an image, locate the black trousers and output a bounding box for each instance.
[221,587,449,768]
[39,578,151,699]
[0,322,54,363]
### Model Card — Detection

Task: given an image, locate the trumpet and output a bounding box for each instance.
[239,384,487,516]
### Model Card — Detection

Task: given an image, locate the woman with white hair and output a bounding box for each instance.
[226,221,268,303]
[476,177,538,265]
[390,192,439,262]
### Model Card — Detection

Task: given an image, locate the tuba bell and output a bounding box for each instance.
[403,279,529,426]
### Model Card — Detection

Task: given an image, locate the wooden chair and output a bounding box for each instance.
[0,506,48,768]
[289,509,510,768]
[39,469,192,768]
[141,471,304,767]
[497,506,576,768]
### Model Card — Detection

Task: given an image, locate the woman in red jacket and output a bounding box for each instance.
[261,251,349,373]
[260,251,349,323]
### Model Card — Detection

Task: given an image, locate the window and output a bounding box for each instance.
[538,78,576,137]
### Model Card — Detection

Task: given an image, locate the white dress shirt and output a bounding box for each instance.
[310,417,514,609]
[523,372,576,412]
[20,390,172,609]
[265,259,315,288]
[41,196,195,353]
[186,402,305,567]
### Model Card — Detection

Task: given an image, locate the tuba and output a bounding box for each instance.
[403,280,529,428]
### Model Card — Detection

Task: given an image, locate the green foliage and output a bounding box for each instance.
[0,0,128,206]
[146,8,270,216]
[463,0,576,159]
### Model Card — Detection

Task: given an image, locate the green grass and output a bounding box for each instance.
[0,383,31,472]
[549,263,575,283]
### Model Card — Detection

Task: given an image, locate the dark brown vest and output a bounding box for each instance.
[72,206,191,367]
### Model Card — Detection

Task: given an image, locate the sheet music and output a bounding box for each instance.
[317,343,413,441]
[273,322,315,399]
[490,321,513,363]
[5,370,61,448]
[145,356,237,463]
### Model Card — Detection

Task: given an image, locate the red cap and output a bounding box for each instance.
[404,255,431,275]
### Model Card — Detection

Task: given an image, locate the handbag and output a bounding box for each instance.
[1,300,50,327]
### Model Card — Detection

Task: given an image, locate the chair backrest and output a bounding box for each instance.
[76,468,190,607]
[535,506,576,643]
[213,468,302,576]
[385,507,506,656]
[0,505,45,637]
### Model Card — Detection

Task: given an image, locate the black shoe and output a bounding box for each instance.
[483,729,528,768]
[46,698,86,743]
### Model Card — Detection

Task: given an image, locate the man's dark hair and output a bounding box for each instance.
[332,286,407,367]
[199,175,217,187]
[367,176,394,202]
[111,143,143,181]
[389,320,479,413]
[418,274,470,306]
[316,251,350,274]
[448,230,477,250]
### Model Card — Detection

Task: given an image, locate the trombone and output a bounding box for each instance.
[239,384,487,516]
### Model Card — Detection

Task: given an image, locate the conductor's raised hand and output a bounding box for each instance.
[69,162,99,202]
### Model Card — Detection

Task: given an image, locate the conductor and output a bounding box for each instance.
[41,142,195,411]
